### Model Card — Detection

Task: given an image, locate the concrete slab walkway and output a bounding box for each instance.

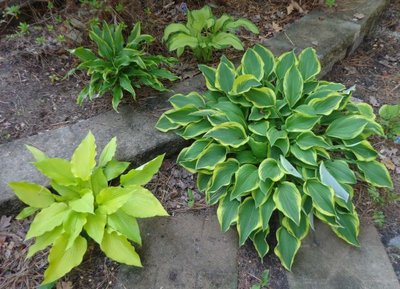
[287,221,400,289]
[114,210,238,289]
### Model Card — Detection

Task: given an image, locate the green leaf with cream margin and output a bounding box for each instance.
[155,45,393,271]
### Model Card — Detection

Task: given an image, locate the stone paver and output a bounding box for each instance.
[287,221,400,289]
[114,210,238,289]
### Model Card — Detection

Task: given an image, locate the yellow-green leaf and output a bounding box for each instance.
[71,131,97,181]
[9,182,54,208]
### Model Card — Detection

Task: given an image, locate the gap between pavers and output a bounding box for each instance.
[287,221,400,289]
[0,0,387,215]
[113,209,238,289]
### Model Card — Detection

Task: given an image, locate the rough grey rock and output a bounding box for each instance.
[114,210,238,289]
[287,222,400,289]
[389,235,400,249]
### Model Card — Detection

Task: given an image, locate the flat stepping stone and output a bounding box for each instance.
[287,221,400,289]
[114,210,238,289]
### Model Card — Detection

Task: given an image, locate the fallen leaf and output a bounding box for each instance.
[272,22,282,32]
[381,157,395,171]
[353,13,365,20]
[369,96,380,107]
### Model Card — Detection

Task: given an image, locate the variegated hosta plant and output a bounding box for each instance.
[9,132,168,285]
[156,45,393,270]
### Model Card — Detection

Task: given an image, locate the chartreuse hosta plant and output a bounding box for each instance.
[163,5,259,62]
[156,45,393,270]
[70,21,178,111]
[9,132,168,285]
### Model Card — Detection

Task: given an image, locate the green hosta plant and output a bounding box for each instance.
[163,5,259,62]
[378,103,400,139]
[9,132,168,285]
[156,45,393,270]
[70,21,178,111]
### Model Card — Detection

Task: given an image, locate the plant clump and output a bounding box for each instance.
[156,45,393,270]
[9,132,168,285]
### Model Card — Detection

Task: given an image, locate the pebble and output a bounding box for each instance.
[388,235,400,249]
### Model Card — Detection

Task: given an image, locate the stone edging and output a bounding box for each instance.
[0,0,388,214]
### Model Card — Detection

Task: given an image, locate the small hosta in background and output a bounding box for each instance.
[156,45,393,270]
[9,132,168,285]
[163,5,259,62]
[70,22,178,111]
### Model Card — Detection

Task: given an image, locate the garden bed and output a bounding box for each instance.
[0,0,399,289]
[0,0,320,144]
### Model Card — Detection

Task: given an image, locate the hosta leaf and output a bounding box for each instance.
[241,48,264,81]
[224,18,259,33]
[211,32,243,50]
[304,179,336,216]
[274,227,300,271]
[285,113,320,132]
[84,209,106,244]
[26,145,47,162]
[120,154,164,186]
[91,168,108,195]
[296,131,330,150]
[9,182,54,208]
[331,211,360,246]
[273,182,301,225]
[98,137,117,167]
[279,155,302,179]
[325,116,368,140]
[197,173,212,192]
[164,105,202,126]
[248,121,269,136]
[217,194,240,232]
[250,229,269,258]
[282,212,309,240]
[162,23,190,42]
[204,122,248,148]
[63,211,87,249]
[34,158,77,186]
[231,164,259,199]
[298,47,320,81]
[169,92,205,109]
[290,144,317,166]
[155,114,181,132]
[248,136,268,159]
[26,203,70,240]
[238,197,261,245]
[324,160,356,184]
[100,230,142,266]
[207,186,228,205]
[230,74,261,95]
[215,62,235,93]
[266,128,287,146]
[253,44,275,78]
[198,65,217,91]
[195,144,227,170]
[97,187,134,214]
[108,210,141,245]
[357,161,393,188]
[179,119,212,139]
[309,93,343,115]
[103,159,130,181]
[121,185,168,218]
[283,65,304,108]
[260,196,275,230]
[345,140,377,161]
[243,87,276,108]
[258,158,284,182]
[27,226,63,258]
[319,162,349,202]
[167,33,198,53]
[177,139,211,162]
[43,235,87,284]
[69,190,94,213]
[16,207,38,220]
[208,159,239,193]
[71,131,96,180]
[276,51,296,80]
